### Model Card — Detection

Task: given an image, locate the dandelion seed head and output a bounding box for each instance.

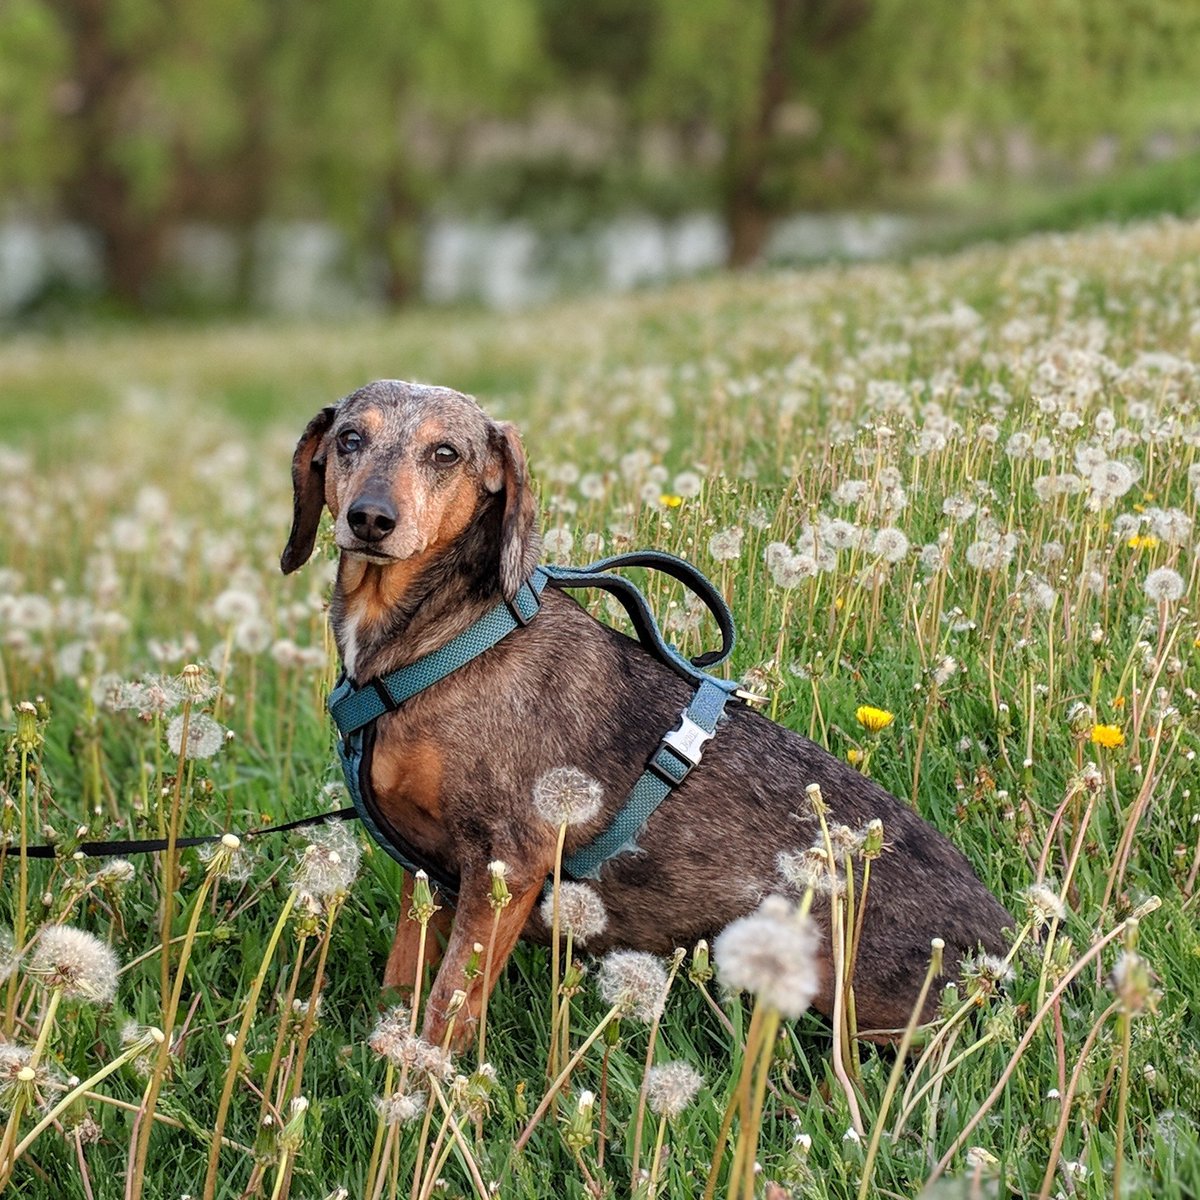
[95,859,136,885]
[368,1003,412,1061]
[1089,459,1135,501]
[1144,567,1185,604]
[541,883,608,945]
[0,928,18,984]
[28,925,120,1003]
[714,895,821,1019]
[531,767,603,827]
[542,527,574,558]
[933,656,958,687]
[1024,884,1067,926]
[707,526,744,561]
[597,950,669,1022]
[292,822,361,904]
[374,1089,427,1126]
[166,712,227,760]
[645,1061,703,1119]
[113,674,186,717]
[777,846,843,896]
[871,527,909,563]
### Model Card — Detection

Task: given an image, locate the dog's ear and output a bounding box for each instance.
[485,422,540,600]
[281,405,337,574]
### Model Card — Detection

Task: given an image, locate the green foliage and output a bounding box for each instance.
[2,218,1200,1196]
[4,0,1200,305]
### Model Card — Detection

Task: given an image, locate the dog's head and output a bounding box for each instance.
[280,380,539,598]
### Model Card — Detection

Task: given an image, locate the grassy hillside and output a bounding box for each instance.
[1,217,1198,1199]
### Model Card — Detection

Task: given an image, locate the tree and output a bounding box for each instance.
[273,0,547,304]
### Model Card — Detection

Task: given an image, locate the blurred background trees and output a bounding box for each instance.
[2,0,1198,316]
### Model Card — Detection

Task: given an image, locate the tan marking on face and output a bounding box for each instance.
[340,556,426,642]
[360,408,384,435]
[430,473,481,547]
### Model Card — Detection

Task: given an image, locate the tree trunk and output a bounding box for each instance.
[723,0,801,268]
[54,0,173,308]
[380,165,423,307]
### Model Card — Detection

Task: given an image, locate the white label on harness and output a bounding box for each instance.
[661,713,714,766]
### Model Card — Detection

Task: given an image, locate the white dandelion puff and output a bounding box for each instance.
[165,713,227,760]
[541,882,608,945]
[714,895,820,1019]
[27,926,120,1004]
[645,1061,703,1119]
[597,950,669,1022]
[1144,567,1185,604]
[532,768,603,827]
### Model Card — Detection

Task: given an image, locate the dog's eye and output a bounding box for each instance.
[432,444,459,466]
[337,429,363,454]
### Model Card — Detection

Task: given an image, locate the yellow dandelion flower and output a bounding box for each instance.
[659,494,683,508]
[847,748,864,766]
[856,705,895,734]
[1126,534,1159,550]
[1090,724,1125,749]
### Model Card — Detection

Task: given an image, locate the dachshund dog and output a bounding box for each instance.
[281,379,1011,1050]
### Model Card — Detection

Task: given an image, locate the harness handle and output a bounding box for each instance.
[541,549,735,684]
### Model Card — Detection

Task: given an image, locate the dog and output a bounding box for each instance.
[281,379,1012,1050]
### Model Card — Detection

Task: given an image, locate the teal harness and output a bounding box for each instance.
[328,552,739,895]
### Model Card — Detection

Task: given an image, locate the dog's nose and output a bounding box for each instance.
[347,494,397,543]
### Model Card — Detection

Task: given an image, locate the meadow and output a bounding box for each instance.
[1,216,1199,1199]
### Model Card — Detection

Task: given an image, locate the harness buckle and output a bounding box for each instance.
[505,584,540,628]
[662,711,714,766]
[370,677,399,712]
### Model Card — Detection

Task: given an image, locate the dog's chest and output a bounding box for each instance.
[368,727,447,852]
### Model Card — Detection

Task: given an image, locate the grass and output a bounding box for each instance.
[902,151,1200,259]
[1,214,1199,1198]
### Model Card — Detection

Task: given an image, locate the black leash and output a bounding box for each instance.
[12,807,360,861]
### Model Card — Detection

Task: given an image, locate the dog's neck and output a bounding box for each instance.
[330,497,506,683]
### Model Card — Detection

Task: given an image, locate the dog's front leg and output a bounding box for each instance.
[382,870,456,996]
[421,863,543,1054]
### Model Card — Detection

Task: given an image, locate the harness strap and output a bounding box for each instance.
[562,677,733,880]
[327,548,739,886]
[331,550,735,737]
[330,574,547,736]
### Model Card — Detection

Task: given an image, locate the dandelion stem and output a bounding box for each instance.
[159,697,192,1005]
[927,912,1150,1184]
[646,1112,669,1199]
[740,1009,781,1200]
[129,870,220,1200]
[3,743,31,1038]
[548,822,568,1083]
[703,1003,763,1200]
[630,949,684,1189]
[12,1032,162,1165]
[201,886,298,1200]
[425,1077,490,1200]
[476,902,504,1069]
[858,939,943,1200]
[513,1003,623,1155]
[1036,999,1121,1200]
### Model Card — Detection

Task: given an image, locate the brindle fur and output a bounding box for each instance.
[282,380,1012,1049]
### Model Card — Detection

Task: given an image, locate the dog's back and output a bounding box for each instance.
[392,589,1012,1029]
